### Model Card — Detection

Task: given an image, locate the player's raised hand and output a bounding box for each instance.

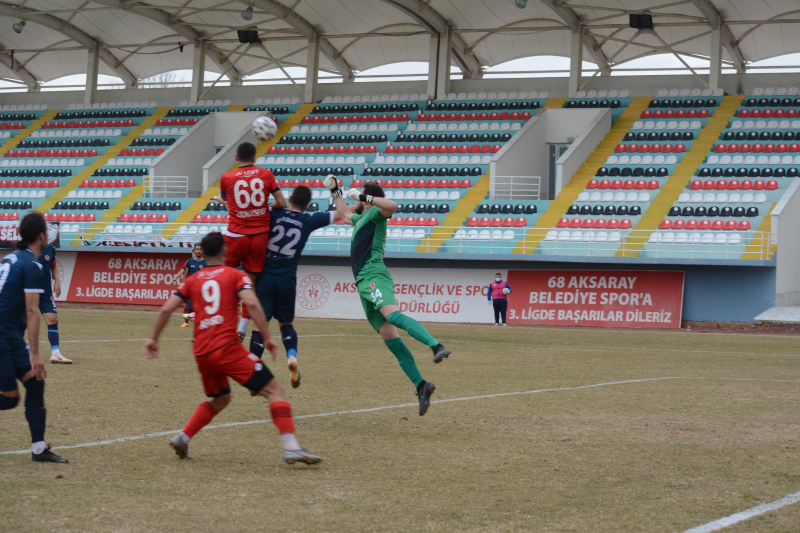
[266,338,279,361]
[144,339,160,360]
[323,175,339,191]
[345,188,361,201]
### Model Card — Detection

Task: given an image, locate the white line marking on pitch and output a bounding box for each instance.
[2,376,798,456]
[59,334,356,343]
[682,490,800,532]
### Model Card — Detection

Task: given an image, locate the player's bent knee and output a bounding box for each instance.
[210,393,232,411]
[0,393,19,410]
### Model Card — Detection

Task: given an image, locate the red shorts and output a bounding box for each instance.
[195,342,274,397]
[224,232,269,273]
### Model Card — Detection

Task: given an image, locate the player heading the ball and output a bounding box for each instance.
[325,175,451,416]
[144,231,322,465]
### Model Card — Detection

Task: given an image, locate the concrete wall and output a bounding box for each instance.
[771,181,800,306]
[203,121,257,191]
[556,108,611,192]
[2,72,800,109]
[491,108,607,199]
[149,111,262,196]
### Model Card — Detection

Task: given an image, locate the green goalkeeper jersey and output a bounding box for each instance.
[350,206,389,280]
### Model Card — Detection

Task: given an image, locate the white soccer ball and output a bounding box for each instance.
[502,288,510,295]
[252,116,278,142]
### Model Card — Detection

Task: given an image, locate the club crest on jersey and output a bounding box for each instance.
[369,283,375,290]
[44,255,50,261]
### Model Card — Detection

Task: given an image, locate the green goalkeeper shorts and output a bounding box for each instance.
[356,269,398,333]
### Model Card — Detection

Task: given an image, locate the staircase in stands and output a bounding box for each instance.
[0,110,59,158]
[741,202,777,259]
[616,95,744,257]
[162,103,315,239]
[513,97,651,254]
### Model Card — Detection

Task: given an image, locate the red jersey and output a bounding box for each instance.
[219,165,279,235]
[175,265,253,356]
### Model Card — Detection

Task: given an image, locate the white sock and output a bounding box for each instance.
[32,441,46,454]
[179,432,190,444]
[238,318,249,331]
[279,433,300,451]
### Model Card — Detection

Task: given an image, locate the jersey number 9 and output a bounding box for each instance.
[201,280,221,314]
[233,179,265,208]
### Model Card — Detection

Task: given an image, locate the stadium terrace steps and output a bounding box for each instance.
[513,97,651,254]
[416,170,491,252]
[616,95,745,257]
[0,110,59,158]
[741,202,777,260]
[226,105,247,112]
[55,108,172,244]
[162,103,316,239]
[543,98,567,109]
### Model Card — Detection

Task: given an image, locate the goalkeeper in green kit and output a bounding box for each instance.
[324,175,451,416]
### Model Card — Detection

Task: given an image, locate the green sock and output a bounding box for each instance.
[386,311,438,348]
[384,337,424,387]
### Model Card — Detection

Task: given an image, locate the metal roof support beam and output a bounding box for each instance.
[190,41,206,103]
[709,26,722,90]
[538,0,610,75]
[250,0,354,82]
[427,29,451,100]
[305,36,319,103]
[380,0,483,79]
[88,0,243,84]
[689,0,745,73]
[84,41,100,107]
[0,2,137,88]
[0,46,40,92]
[568,30,583,97]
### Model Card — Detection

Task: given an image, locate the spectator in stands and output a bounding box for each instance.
[487,273,512,327]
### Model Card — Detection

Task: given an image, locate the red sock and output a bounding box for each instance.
[269,401,295,434]
[183,401,218,438]
[241,302,250,320]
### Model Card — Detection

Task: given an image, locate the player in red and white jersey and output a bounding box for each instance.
[144,231,322,465]
[210,142,286,338]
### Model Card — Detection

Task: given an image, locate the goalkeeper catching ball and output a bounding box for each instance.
[325,175,450,416]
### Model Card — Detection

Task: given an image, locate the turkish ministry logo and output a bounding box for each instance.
[297,274,330,310]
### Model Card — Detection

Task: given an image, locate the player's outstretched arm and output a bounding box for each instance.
[144,294,184,359]
[324,175,353,225]
[270,188,287,209]
[25,292,45,380]
[240,289,278,360]
[345,189,396,218]
[174,268,187,285]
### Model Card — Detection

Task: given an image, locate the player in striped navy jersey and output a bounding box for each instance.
[0,213,68,463]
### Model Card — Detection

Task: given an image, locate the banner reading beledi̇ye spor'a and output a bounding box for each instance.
[506,270,684,328]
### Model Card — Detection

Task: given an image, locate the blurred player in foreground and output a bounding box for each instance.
[326,176,450,416]
[248,184,338,388]
[38,240,72,363]
[144,231,322,465]
[210,142,286,340]
[174,243,206,327]
[0,212,68,463]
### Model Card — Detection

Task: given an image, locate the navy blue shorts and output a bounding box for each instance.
[256,274,296,323]
[186,299,194,313]
[0,336,31,392]
[39,292,57,315]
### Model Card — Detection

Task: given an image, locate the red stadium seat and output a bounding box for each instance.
[686,220,698,230]
[738,221,751,230]
[569,218,582,228]
[606,219,619,229]
[711,220,724,230]
[690,180,702,190]
[714,180,727,190]
[673,220,685,230]
[466,217,478,227]
[647,180,659,190]
[192,214,202,223]
[119,213,129,222]
[158,214,168,223]
[659,220,672,229]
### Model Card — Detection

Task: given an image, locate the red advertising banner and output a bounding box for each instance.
[506,270,684,328]
[67,252,184,305]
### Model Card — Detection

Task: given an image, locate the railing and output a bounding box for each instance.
[42,222,777,261]
[144,176,189,198]
[490,175,541,200]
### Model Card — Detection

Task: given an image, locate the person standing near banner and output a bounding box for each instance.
[488,273,512,327]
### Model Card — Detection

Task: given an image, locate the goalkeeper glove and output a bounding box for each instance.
[323,174,342,198]
[345,188,373,203]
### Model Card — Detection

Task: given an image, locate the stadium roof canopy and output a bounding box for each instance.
[1,0,799,92]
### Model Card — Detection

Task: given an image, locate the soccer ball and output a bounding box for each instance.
[502,288,510,295]
[252,116,278,142]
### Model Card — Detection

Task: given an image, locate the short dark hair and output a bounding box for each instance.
[17,212,46,250]
[289,185,312,209]
[193,243,202,250]
[362,181,385,199]
[200,231,225,259]
[496,272,501,276]
[237,142,256,162]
